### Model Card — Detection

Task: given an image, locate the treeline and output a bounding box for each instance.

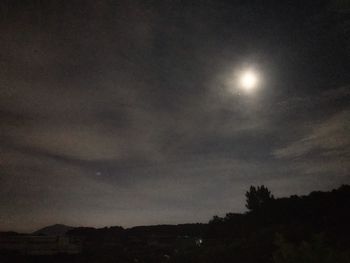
[1,185,350,263]
[63,184,350,262]
[67,223,206,245]
[172,184,350,263]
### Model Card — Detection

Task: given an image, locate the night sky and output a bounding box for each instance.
[1,0,349,232]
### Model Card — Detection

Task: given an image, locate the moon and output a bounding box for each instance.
[239,70,259,92]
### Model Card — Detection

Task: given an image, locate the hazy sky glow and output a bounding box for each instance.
[0,0,349,232]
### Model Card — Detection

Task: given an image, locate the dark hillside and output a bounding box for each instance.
[1,185,349,263]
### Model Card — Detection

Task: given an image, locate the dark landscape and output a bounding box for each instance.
[1,185,350,262]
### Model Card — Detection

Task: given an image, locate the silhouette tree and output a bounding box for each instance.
[209,215,224,224]
[245,185,274,211]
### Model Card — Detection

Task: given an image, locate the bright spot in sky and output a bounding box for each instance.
[239,70,259,92]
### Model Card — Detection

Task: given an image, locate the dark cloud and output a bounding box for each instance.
[0,0,349,232]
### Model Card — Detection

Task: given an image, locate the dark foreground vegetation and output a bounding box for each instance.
[1,185,350,263]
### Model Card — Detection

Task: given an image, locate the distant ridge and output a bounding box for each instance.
[33,224,74,236]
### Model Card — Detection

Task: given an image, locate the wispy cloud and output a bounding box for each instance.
[273,110,350,159]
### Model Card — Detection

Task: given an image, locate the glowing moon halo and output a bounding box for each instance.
[239,70,259,92]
